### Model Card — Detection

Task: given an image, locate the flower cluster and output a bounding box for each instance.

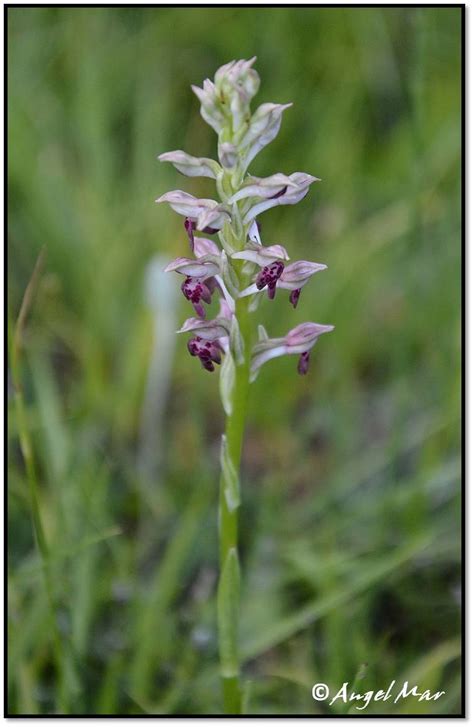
[157,58,333,388]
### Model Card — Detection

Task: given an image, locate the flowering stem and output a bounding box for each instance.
[217,297,251,714]
[157,58,334,715]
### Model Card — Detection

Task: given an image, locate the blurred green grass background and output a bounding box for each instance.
[7,6,462,716]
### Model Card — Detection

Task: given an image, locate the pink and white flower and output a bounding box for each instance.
[250,322,334,380]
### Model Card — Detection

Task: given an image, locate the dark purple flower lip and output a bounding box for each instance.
[181,276,213,318]
[289,288,301,308]
[297,351,310,375]
[255,260,284,299]
[187,336,223,372]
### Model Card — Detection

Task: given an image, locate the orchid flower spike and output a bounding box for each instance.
[157,57,333,387]
[156,60,335,716]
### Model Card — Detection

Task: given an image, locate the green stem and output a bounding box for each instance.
[218,297,251,714]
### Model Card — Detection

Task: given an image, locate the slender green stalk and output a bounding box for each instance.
[215,142,254,711]
[217,303,251,714]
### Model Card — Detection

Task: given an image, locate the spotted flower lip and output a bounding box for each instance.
[188,336,224,371]
[250,322,334,380]
[239,259,326,300]
[181,277,214,318]
[158,150,221,179]
[256,260,284,299]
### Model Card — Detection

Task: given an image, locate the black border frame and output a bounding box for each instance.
[4,3,466,718]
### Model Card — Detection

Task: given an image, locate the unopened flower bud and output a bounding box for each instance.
[214,57,260,131]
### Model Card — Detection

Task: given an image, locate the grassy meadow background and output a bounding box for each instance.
[7,6,462,716]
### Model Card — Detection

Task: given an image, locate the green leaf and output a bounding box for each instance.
[220,435,240,511]
[218,548,240,678]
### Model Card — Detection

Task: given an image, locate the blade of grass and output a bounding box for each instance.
[8,249,80,711]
